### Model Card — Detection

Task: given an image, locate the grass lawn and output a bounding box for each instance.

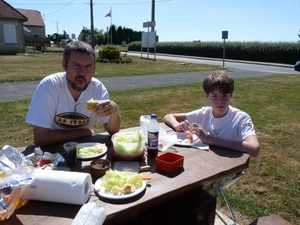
[0,53,299,224]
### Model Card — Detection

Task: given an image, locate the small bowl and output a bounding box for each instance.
[156,152,184,173]
[90,158,111,177]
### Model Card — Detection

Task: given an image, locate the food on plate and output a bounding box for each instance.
[123,183,136,194]
[77,144,104,157]
[187,135,193,143]
[179,134,193,144]
[85,98,102,110]
[101,170,143,196]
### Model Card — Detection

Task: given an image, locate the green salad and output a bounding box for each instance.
[77,144,104,157]
[112,131,144,157]
[101,170,143,193]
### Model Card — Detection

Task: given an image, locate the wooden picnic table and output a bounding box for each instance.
[6,123,250,225]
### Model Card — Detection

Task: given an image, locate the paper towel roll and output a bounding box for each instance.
[23,170,92,205]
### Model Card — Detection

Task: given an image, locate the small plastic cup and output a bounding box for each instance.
[63,142,78,165]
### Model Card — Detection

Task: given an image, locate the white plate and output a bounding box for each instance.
[94,172,147,200]
[171,132,198,146]
[77,142,107,159]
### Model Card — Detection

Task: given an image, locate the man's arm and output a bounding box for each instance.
[33,126,93,146]
[93,100,121,135]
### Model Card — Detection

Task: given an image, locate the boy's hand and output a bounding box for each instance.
[175,120,190,132]
[188,123,209,143]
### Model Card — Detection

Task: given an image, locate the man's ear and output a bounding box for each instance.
[62,60,66,71]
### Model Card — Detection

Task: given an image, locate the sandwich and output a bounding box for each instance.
[85,98,102,111]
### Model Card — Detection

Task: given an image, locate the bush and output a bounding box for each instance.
[128,41,300,65]
[99,45,121,61]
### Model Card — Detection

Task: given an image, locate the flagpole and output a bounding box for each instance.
[110,7,112,44]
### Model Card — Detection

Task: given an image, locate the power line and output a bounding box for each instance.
[45,0,75,15]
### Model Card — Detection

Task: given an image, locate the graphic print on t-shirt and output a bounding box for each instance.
[55,112,90,129]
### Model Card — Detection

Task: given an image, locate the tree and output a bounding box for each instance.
[110,25,119,45]
[117,26,125,45]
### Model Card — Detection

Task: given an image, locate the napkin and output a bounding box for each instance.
[191,140,209,150]
[161,132,209,151]
[72,202,106,225]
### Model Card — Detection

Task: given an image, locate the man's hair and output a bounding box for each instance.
[63,41,96,67]
[202,71,234,94]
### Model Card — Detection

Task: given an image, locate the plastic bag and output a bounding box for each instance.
[0,145,35,220]
[26,147,65,169]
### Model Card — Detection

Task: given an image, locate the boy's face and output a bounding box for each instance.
[206,89,232,118]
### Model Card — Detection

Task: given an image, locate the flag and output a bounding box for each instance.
[105,11,111,17]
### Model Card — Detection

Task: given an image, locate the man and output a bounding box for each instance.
[26,41,121,146]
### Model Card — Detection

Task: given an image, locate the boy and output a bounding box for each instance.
[163,71,260,157]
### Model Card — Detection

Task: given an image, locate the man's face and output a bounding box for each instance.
[62,51,95,92]
[206,89,232,118]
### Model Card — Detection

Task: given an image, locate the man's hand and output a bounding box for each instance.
[92,100,119,117]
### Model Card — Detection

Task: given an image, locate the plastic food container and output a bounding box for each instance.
[111,131,145,158]
[90,158,111,177]
[155,152,184,173]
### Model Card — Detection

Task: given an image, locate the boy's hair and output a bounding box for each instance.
[202,71,234,94]
[63,41,96,67]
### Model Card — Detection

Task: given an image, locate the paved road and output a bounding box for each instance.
[0,54,297,103]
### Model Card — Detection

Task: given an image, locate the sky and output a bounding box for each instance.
[6,0,300,43]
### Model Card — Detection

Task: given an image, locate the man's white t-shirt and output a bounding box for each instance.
[186,106,256,141]
[26,72,110,130]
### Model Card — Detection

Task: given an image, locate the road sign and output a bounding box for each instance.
[143,21,156,28]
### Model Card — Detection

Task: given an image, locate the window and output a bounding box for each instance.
[4,24,17,44]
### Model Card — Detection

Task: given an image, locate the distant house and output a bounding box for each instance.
[0,0,28,54]
[16,8,47,43]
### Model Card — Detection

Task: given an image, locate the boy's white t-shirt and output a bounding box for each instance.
[186,106,256,141]
[26,72,110,130]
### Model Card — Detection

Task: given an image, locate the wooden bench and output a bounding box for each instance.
[250,214,292,225]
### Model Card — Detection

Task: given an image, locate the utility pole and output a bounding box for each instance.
[151,0,155,32]
[90,0,95,49]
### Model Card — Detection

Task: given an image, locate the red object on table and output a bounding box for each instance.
[156,152,184,173]
[111,148,146,161]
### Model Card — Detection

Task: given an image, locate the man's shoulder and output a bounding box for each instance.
[42,72,65,83]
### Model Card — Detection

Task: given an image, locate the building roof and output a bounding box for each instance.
[0,0,27,21]
[16,8,44,27]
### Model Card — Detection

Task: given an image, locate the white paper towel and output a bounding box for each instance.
[23,170,92,205]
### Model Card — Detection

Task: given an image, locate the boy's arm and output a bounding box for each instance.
[163,113,188,131]
[204,134,260,157]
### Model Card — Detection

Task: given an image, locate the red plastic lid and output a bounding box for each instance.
[111,148,146,161]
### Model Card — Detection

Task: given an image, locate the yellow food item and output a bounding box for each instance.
[85,98,102,111]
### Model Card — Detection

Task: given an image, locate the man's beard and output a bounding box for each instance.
[67,75,89,92]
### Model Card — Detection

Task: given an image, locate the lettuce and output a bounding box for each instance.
[101,170,143,191]
[77,145,103,157]
[112,131,145,157]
